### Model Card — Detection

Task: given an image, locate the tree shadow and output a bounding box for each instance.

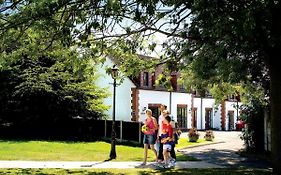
[182,148,272,169]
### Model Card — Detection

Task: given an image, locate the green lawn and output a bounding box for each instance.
[0,168,272,175]
[0,138,204,161]
[0,139,272,175]
[176,138,212,149]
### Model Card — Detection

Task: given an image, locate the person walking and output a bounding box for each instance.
[170,121,181,166]
[160,115,173,168]
[141,109,158,166]
[157,104,167,162]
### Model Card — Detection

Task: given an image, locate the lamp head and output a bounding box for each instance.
[111,65,119,79]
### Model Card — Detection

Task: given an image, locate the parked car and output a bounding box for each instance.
[235,119,245,131]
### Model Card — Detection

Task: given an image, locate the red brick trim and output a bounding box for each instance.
[131,88,139,121]
[221,101,226,130]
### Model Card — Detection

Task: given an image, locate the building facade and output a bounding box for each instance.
[97,56,242,131]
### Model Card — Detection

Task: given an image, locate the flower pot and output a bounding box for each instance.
[188,135,199,142]
[204,136,213,141]
[204,130,214,141]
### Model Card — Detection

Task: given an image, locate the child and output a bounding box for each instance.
[170,121,181,166]
[160,115,173,168]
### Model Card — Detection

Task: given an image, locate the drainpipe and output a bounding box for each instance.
[200,97,203,130]
[236,100,239,121]
[191,93,194,128]
[169,91,172,114]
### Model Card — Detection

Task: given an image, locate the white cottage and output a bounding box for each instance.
[95,57,136,121]
[96,55,242,131]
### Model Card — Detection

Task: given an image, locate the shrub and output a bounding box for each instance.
[204,130,215,141]
[188,127,199,142]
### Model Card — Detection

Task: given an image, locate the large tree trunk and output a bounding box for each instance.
[269,57,281,175]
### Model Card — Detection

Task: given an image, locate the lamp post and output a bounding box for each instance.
[109,65,118,160]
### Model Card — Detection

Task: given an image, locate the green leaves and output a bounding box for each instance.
[0,12,110,125]
[0,0,274,108]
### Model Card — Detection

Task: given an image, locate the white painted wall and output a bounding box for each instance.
[171,92,191,127]
[96,57,136,121]
[193,97,202,129]
[95,57,243,129]
[201,98,216,130]
[192,98,243,130]
[213,104,222,130]
[137,90,191,124]
[193,97,216,130]
[138,89,170,122]
[225,101,242,130]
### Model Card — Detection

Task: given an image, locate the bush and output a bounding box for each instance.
[188,127,199,142]
[204,130,215,141]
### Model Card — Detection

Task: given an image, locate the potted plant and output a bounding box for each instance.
[204,130,215,141]
[188,127,199,142]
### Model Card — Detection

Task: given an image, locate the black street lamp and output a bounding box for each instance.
[109,65,118,160]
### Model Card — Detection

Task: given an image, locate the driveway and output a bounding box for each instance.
[178,131,272,169]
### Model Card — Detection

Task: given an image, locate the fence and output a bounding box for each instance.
[0,119,144,143]
[92,120,144,143]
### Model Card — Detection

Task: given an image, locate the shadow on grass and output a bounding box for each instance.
[0,137,143,147]
[138,168,273,175]
[0,168,273,175]
[180,147,272,169]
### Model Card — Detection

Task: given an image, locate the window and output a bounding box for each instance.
[177,105,187,129]
[143,72,149,87]
[151,72,155,87]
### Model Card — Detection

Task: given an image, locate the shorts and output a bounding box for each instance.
[143,134,156,145]
[163,144,171,151]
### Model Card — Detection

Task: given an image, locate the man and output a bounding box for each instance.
[157,104,167,162]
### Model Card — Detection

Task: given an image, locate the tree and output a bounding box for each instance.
[1,0,280,173]
[0,19,109,132]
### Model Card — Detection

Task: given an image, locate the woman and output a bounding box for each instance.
[141,109,158,165]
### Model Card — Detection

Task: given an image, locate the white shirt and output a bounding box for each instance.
[158,114,165,136]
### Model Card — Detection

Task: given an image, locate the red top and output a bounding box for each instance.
[162,123,173,139]
[144,118,155,135]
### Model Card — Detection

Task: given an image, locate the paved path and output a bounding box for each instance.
[178,131,271,169]
[0,131,271,169]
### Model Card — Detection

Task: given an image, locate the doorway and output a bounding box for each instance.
[228,110,234,131]
[148,104,161,121]
[205,108,213,130]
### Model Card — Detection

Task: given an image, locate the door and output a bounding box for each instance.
[148,104,161,121]
[192,108,198,128]
[228,111,234,131]
[205,108,213,130]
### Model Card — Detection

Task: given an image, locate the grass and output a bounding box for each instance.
[0,137,272,175]
[0,168,272,175]
[176,138,211,149]
[0,137,204,161]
